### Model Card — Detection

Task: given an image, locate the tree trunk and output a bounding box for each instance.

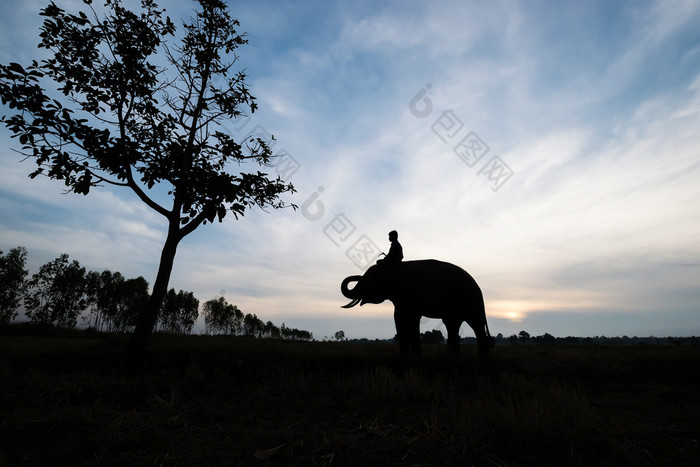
[127,222,180,356]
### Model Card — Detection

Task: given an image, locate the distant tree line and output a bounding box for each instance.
[492,331,698,346]
[0,247,312,340]
[345,332,698,347]
[201,296,312,340]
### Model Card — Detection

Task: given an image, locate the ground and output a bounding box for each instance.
[1,333,698,465]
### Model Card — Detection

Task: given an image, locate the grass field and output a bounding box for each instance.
[1,334,698,466]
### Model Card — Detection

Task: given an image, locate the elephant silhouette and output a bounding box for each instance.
[341,259,495,355]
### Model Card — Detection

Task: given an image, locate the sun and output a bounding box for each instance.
[486,300,525,322]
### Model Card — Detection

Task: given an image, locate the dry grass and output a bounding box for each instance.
[1,334,698,465]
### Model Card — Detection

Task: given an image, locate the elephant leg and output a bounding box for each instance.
[466,316,490,357]
[395,307,421,355]
[408,313,421,355]
[394,308,411,354]
[444,318,462,353]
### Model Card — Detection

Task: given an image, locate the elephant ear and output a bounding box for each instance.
[374,268,398,298]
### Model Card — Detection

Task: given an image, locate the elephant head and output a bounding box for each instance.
[340,265,392,308]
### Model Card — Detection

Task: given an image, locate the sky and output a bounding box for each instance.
[1,0,699,340]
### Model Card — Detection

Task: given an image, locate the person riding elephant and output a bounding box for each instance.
[377,230,403,266]
[375,230,403,295]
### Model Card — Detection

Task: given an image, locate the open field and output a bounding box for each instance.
[1,334,699,466]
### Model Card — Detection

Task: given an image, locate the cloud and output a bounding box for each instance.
[337,0,523,59]
[641,0,700,46]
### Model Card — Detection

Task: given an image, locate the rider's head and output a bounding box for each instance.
[388,230,398,241]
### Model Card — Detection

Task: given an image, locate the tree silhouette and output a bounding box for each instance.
[0,247,29,325]
[202,297,242,335]
[421,329,445,344]
[117,276,150,332]
[533,332,556,345]
[158,288,199,334]
[0,0,294,352]
[84,270,149,332]
[243,313,264,337]
[264,320,281,339]
[84,270,110,331]
[280,323,313,341]
[24,254,87,328]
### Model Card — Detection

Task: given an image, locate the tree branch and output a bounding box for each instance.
[125,166,169,217]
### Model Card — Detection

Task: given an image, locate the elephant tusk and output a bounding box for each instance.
[341,298,361,308]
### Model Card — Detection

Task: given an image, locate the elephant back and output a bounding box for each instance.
[395,259,483,304]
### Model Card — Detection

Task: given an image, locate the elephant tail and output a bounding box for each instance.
[480,300,495,350]
[484,319,495,349]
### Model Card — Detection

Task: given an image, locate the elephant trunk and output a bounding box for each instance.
[340,275,363,308]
